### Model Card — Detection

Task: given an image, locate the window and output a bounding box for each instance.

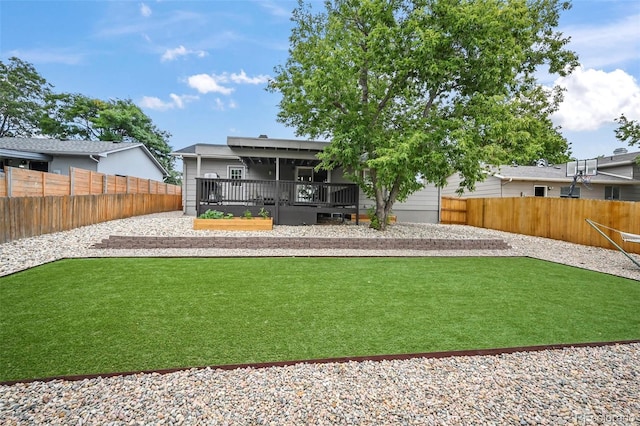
[604,186,620,200]
[560,186,580,198]
[228,166,244,186]
[534,186,546,197]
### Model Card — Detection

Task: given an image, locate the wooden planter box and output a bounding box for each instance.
[193,218,273,231]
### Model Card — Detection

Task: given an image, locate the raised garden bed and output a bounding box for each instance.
[193,217,273,231]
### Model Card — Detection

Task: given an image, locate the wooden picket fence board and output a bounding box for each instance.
[441,196,640,255]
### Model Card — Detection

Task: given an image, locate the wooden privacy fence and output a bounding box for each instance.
[0,194,182,244]
[441,197,640,254]
[0,167,183,243]
[0,166,181,197]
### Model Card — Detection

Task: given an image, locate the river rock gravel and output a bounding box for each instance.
[1,211,639,425]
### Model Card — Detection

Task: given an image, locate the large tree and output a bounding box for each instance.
[41,94,180,184]
[0,57,52,137]
[269,0,578,229]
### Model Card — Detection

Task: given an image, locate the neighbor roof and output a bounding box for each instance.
[0,137,167,175]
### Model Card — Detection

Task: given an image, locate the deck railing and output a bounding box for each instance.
[196,178,359,224]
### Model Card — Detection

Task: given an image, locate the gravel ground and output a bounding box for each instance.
[1,211,639,425]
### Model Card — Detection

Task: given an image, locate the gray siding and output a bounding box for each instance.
[441,174,502,198]
[50,156,97,175]
[98,148,164,181]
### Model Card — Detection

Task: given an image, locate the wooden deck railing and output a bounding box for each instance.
[196,178,359,224]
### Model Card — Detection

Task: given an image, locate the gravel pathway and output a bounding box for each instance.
[1,211,639,425]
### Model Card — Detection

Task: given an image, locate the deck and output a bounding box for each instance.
[195,178,360,225]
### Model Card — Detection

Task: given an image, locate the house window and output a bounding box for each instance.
[534,185,546,197]
[560,186,580,198]
[605,186,620,200]
[228,166,244,186]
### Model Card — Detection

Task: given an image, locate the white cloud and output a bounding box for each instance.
[140,94,199,111]
[187,74,235,95]
[230,70,270,85]
[140,96,173,111]
[212,98,238,111]
[161,45,208,62]
[213,98,226,111]
[552,67,640,131]
[563,13,640,70]
[140,3,152,17]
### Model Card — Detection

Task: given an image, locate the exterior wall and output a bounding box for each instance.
[600,164,634,179]
[50,156,97,175]
[620,185,640,201]
[441,174,502,198]
[392,184,441,223]
[98,148,164,181]
[183,158,240,215]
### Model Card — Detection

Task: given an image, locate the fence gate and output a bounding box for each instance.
[440,197,467,224]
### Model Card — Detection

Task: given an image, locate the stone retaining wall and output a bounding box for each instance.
[91,236,511,250]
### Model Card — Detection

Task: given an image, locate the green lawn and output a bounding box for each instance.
[1,257,638,382]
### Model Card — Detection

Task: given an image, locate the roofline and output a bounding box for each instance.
[226,136,329,151]
[0,148,52,161]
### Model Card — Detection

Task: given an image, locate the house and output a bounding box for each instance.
[441,151,640,201]
[171,136,440,224]
[0,137,168,181]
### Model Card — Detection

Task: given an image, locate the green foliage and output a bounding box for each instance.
[1,257,638,381]
[0,57,52,137]
[366,206,382,230]
[615,114,640,150]
[198,209,233,219]
[258,207,271,219]
[269,0,578,228]
[242,209,253,219]
[41,94,178,183]
[0,57,178,183]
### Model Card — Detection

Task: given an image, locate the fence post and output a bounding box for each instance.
[6,167,12,197]
[103,174,108,193]
[70,167,75,195]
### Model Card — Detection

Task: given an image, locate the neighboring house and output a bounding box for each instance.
[171,136,440,223]
[442,151,640,201]
[0,137,167,181]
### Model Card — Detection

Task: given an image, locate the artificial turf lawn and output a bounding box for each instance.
[0,257,638,382]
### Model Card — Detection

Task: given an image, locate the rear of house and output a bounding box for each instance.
[172,136,441,223]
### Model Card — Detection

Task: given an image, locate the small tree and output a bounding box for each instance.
[0,57,52,137]
[269,0,577,229]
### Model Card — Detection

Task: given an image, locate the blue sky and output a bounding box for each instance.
[1,0,639,162]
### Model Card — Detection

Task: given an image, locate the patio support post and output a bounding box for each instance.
[196,154,202,178]
[274,180,280,225]
[275,157,280,181]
